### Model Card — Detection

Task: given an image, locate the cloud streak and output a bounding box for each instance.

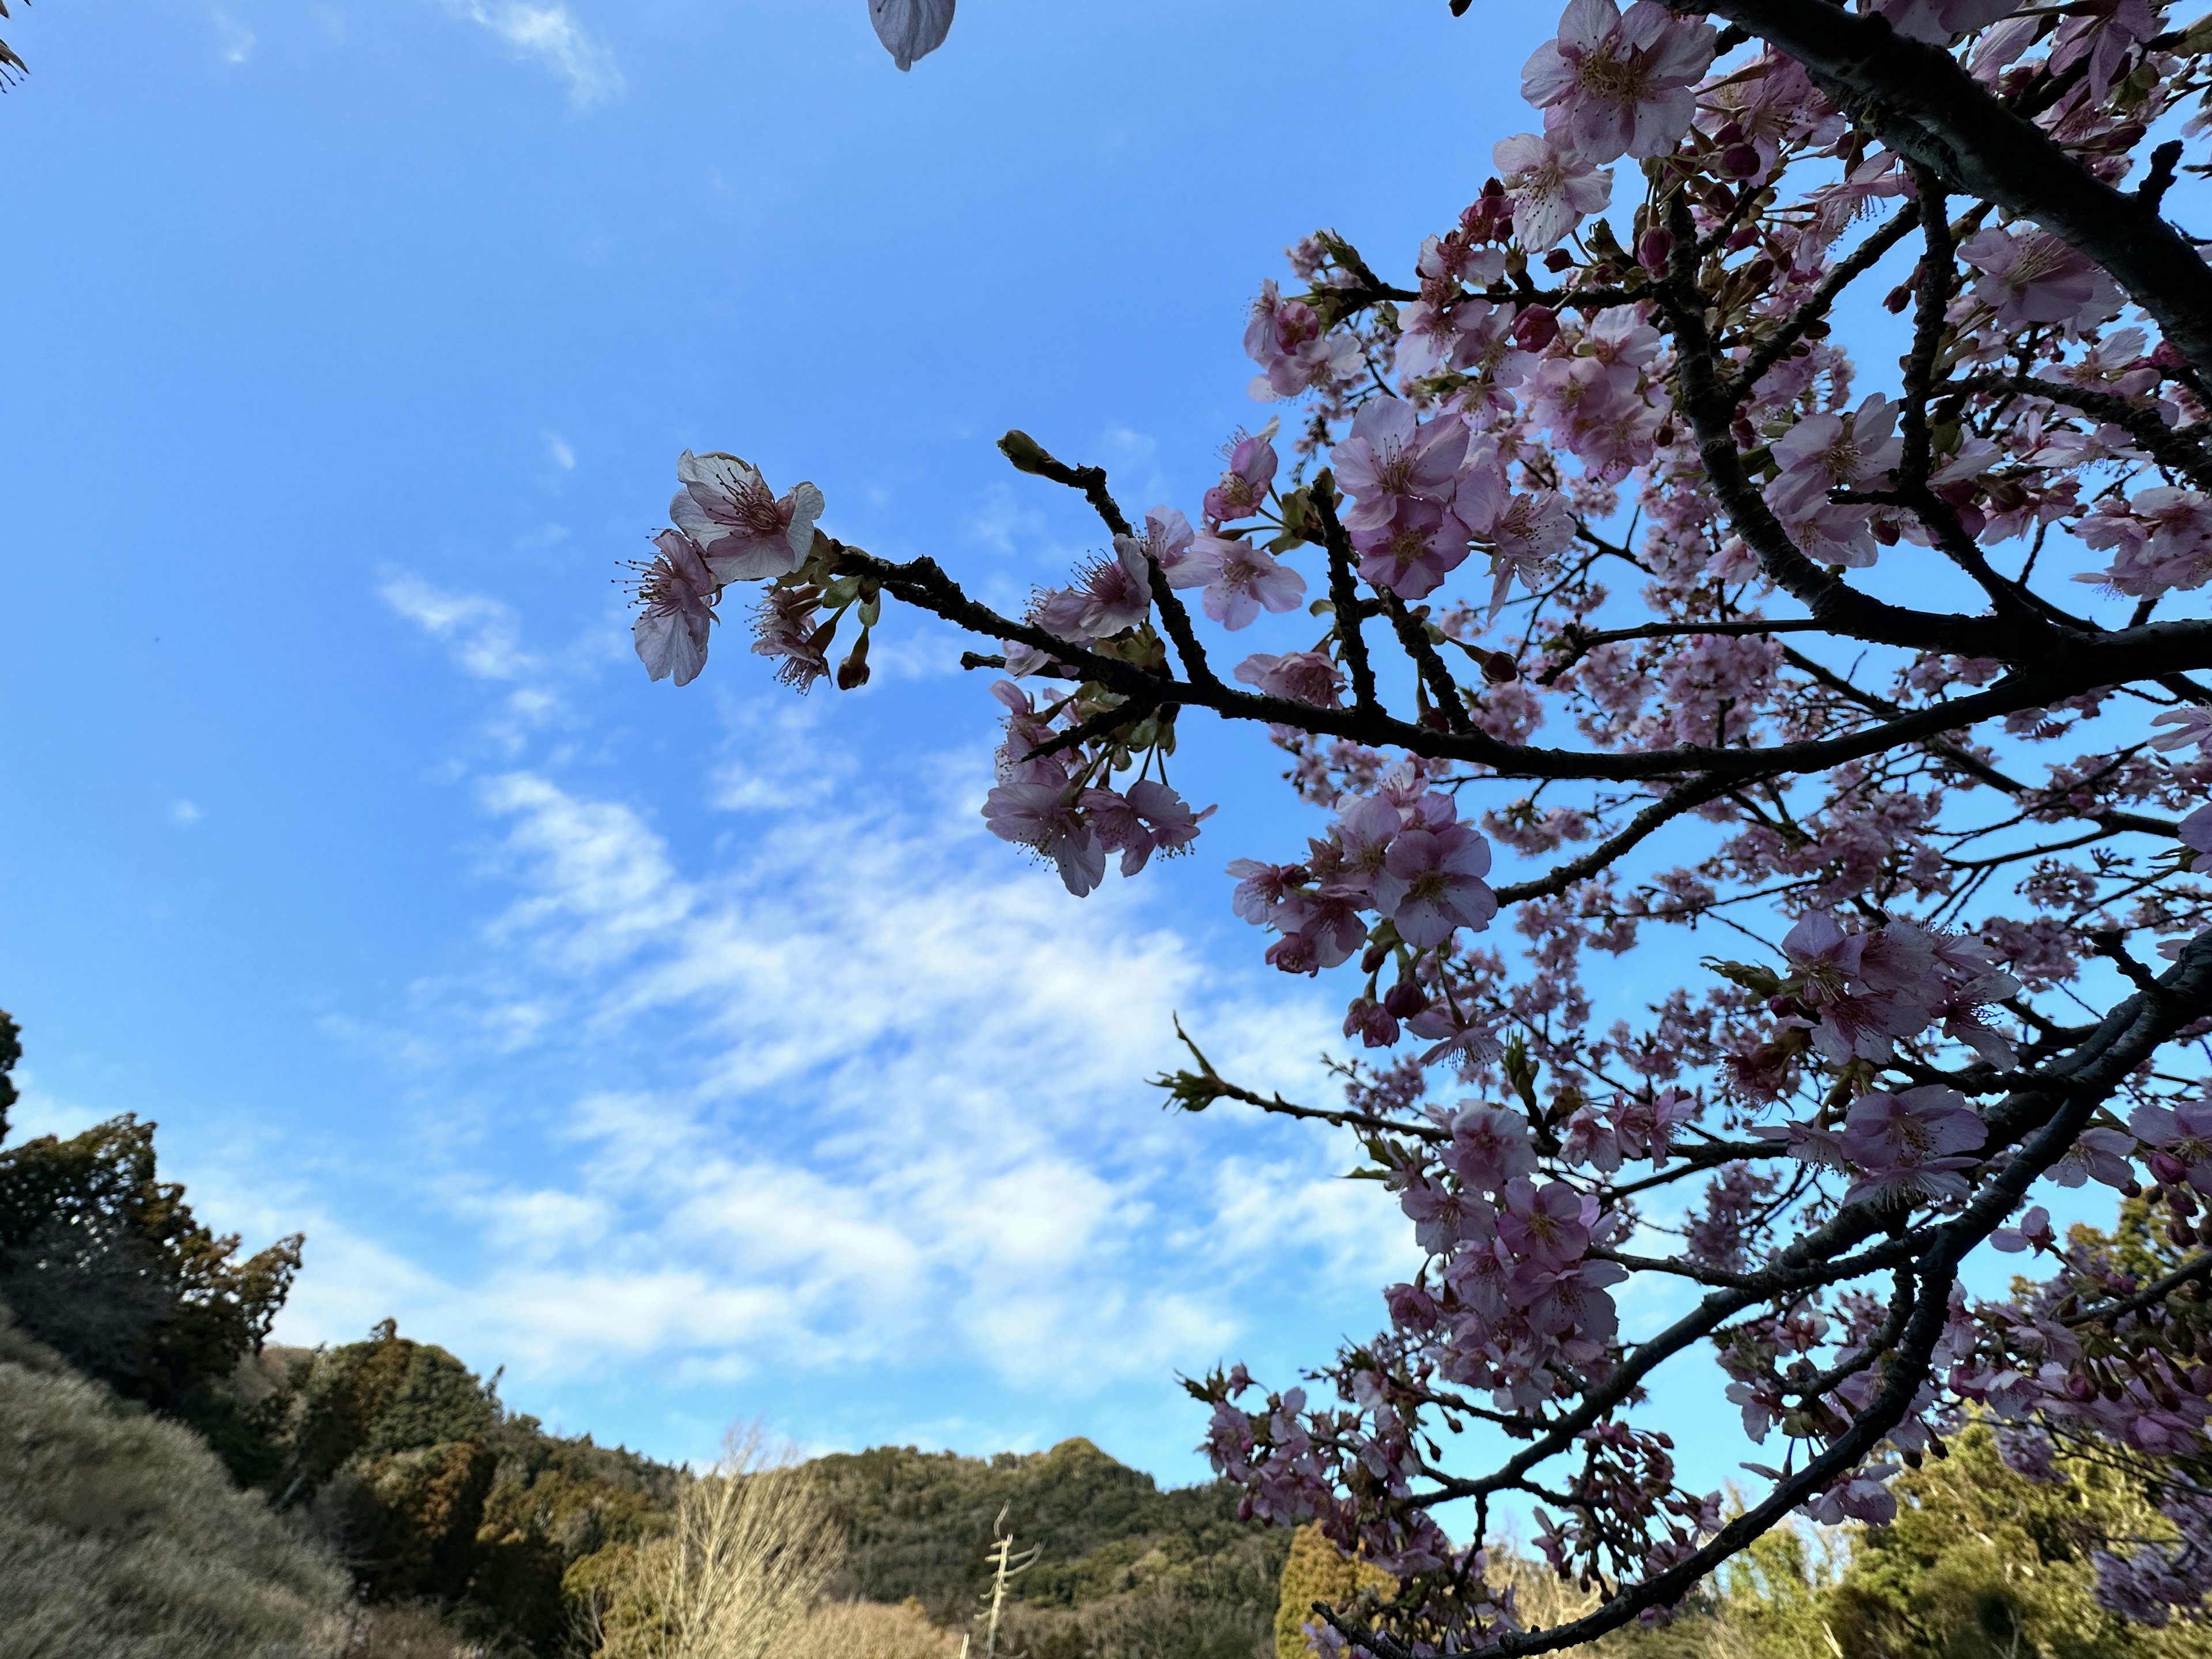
[442,1,621,104]
[323,581,1411,1437]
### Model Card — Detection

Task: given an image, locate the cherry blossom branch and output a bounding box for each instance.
[1153,1020,1450,1145]
[1952,374,2212,494]
[838,532,2212,789]
[1535,618,1827,687]
[1658,191,2056,658]
[1725,199,1922,402]
[1358,937,2212,1659]
[997,429,1133,537]
[1491,776,1733,905]
[1698,0,2212,387]
[2063,1251,2212,1329]
[1316,479,1382,714]
[1381,589,1474,733]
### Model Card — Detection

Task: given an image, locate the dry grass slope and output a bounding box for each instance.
[0,1305,353,1659]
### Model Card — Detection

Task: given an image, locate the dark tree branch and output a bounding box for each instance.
[1699,0,2212,389]
[1726,199,1921,402]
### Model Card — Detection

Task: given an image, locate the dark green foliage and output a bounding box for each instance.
[270,1319,681,1656]
[0,1084,302,1484]
[1825,1424,2212,1659]
[998,1534,1282,1659]
[811,1436,1286,1658]
[0,1007,21,1135]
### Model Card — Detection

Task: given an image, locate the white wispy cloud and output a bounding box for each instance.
[544,432,576,471]
[211,9,255,64]
[381,575,539,681]
[313,588,1407,1406]
[441,0,621,105]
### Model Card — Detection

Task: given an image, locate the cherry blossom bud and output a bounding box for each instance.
[1543,248,1574,272]
[2153,1151,2189,1187]
[1480,649,1520,684]
[998,429,1055,475]
[1362,940,1391,974]
[836,629,873,690]
[1721,145,1761,179]
[1513,305,1559,350]
[1383,980,1428,1020]
[1637,228,1673,273]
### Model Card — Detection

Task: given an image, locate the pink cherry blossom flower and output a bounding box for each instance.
[2132,1098,2212,1193]
[1331,794,1403,896]
[1611,1088,1696,1162]
[2181,805,2212,873]
[1273,888,1368,969]
[632,528,717,687]
[1410,1010,1506,1071]
[1836,1085,1986,1206]
[1492,133,1615,252]
[1868,0,2027,46]
[1560,1105,1624,1173]
[1959,225,2124,332]
[1234,650,1345,708]
[1446,1105,1539,1194]
[1397,300,1467,382]
[2048,0,2159,96]
[1446,302,1543,407]
[983,780,1105,896]
[1520,0,1716,164]
[1127,778,1211,862]
[1752,1116,1851,1168]
[1204,427,1279,523]
[1990,1204,2055,1253]
[1333,400,1466,533]
[1518,1256,1626,1341]
[1466,486,1576,615]
[2150,707,2212,755]
[671,451,824,583]
[1183,534,1307,629]
[2048,1126,2136,1189]
[1372,824,1499,946]
[1345,995,1400,1048]
[751,584,832,692]
[1134,506,1201,587]
[868,0,954,70]
[1247,286,1363,400]
[1499,1177,1592,1270]
[2075,488,2212,597]
[1806,1463,1899,1527]
[1774,501,1882,569]
[1403,1181,1493,1255]
[1079,536,1156,635]
[1766,395,1903,517]
[1082,779,1214,876]
[1225,858,1306,924]
[1783,909,1865,990]
[1353,499,1475,600]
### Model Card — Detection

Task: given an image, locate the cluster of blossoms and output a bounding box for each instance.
[634,0,2212,1651]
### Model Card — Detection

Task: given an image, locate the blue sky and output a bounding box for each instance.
[0,0,2149,1507]
[2,0,1569,1482]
